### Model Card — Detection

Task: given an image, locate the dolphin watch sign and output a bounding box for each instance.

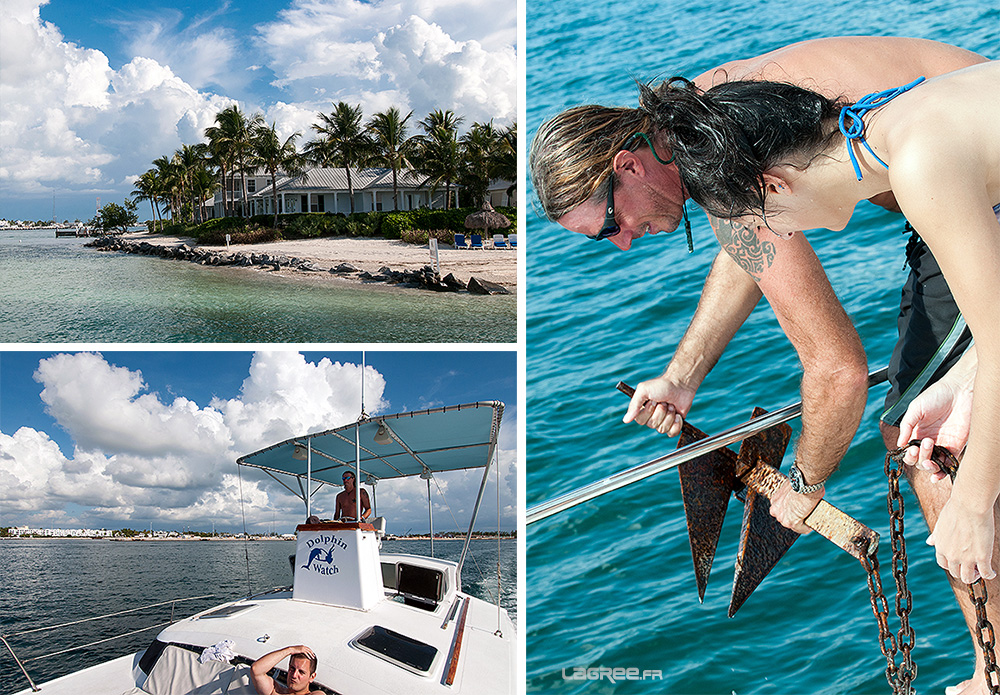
[301,534,349,575]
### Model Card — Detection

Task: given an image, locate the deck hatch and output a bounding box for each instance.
[352,625,437,674]
[197,604,257,619]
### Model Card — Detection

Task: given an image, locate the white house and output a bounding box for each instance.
[207,167,515,218]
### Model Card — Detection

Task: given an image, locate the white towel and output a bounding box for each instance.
[198,639,237,664]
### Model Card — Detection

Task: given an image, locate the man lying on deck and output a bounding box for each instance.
[251,645,321,695]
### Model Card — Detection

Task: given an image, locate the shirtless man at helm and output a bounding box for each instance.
[529,36,989,695]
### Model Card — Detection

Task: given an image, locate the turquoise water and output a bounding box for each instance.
[526,1,998,693]
[0,230,516,343]
[0,537,516,693]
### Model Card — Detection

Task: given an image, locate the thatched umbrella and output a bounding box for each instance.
[464,201,511,232]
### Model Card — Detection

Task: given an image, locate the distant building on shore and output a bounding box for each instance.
[7,526,113,538]
[205,167,514,219]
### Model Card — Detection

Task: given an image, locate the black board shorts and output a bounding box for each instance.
[880,229,972,427]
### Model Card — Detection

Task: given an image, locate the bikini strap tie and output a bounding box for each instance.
[839,76,926,181]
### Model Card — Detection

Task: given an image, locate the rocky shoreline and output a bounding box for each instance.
[86,236,511,295]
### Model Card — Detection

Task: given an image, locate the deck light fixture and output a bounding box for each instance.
[373,422,392,445]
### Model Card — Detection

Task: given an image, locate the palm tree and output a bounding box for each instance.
[152,155,182,222]
[366,107,416,211]
[205,106,261,218]
[252,122,304,229]
[305,102,371,214]
[131,169,162,231]
[414,109,464,209]
[458,120,502,208]
[191,168,220,224]
[495,123,516,205]
[173,143,209,223]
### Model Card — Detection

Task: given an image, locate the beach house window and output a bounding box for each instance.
[247,179,256,193]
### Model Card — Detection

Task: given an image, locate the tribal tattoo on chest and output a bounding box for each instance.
[709,217,775,281]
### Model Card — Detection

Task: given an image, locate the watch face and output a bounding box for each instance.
[789,466,803,492]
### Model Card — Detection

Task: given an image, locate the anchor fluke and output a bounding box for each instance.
[728,408,797,617]
[676,422,736,603]
[617,383,880,615]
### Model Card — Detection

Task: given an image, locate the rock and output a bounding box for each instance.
[442,273,467,290]
[467,277,510,295]
[332,263,359,274]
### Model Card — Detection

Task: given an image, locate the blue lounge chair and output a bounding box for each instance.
[470,234,484,250]
[454,233,469,249]
[509,234,518,250]
[492,234,508,249]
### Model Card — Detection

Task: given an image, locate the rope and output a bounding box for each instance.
[839,77,925,180]
[21,621,173,663]
[430,474,497,604]
[2,594,216,638]
[496,447,503,635]
[238,463,253,596]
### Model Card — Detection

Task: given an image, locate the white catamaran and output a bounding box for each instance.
[7,401,515,695]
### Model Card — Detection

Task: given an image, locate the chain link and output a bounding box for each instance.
[970,580,1000,693]
[866,444,1000,694]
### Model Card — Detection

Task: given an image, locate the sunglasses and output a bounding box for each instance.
[586,132,692,252]
[587,177,622,242]
[587,133,674,242]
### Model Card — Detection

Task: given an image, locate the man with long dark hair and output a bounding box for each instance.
[530,37,991,694]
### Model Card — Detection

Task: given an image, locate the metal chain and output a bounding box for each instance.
[885,450,917,690]
[970,580,1000,693]
[860,449,918,694]
[861,549,900,691]
[869,443,1000,694]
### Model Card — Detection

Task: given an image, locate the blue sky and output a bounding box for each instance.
[0,350,518,533]
[0,0,516,222]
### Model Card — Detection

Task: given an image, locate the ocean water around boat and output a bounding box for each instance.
[525,0,998,692]
[0,537,516,693]
[0,230,516,343]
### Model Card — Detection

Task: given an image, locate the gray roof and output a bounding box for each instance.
[253,167,429,197]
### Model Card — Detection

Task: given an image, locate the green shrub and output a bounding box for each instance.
[160,222,193,237]
[199,224,281,245]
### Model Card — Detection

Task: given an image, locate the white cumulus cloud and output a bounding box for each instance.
[256,0,515,125]
[1,352,517,534]
[0,1,236,200]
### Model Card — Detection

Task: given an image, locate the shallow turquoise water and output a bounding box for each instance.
[0,230,516,343]
[526,1,998,693]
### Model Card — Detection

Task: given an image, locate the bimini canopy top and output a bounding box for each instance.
[237,401,504,484]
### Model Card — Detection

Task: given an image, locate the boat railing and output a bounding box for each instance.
[1,593,216,692]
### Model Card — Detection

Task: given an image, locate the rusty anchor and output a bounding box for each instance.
[617,381,880,616]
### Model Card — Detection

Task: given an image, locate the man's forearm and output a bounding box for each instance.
[795,361,870,486]
[666,251,761,386]
[252,646,297,677]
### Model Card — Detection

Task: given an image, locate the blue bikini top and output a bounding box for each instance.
[838,76,926,181]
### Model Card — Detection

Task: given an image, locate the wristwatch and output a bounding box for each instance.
[788,462,825,494]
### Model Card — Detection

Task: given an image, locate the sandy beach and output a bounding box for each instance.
[125,232,518,291]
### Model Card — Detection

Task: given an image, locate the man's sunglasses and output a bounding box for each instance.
[587,132,674,242]
[587,177,622,242]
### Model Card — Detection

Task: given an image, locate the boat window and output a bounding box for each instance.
[381,562,397,590]
[352,625,437,674]
[396,563,443,609]
[139,639,169,674]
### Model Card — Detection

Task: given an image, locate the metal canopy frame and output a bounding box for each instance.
[238,401,504,572]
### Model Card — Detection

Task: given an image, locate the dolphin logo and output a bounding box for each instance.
[301,546,336,570]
